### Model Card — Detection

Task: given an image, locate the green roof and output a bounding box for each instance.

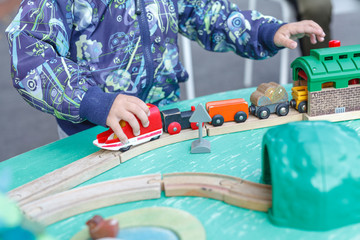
[291,44,360,92]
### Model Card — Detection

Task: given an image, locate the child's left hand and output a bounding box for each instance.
[274,20,326,49]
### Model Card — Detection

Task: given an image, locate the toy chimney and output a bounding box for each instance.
[329,40,341,48]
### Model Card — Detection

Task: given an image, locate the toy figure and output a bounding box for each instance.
[86,215,119,240]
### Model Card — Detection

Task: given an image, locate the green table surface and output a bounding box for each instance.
[2,85,360,239]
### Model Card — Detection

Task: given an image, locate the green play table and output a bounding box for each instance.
[2,86,360,239]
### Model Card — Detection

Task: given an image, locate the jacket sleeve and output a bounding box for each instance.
[5,0,116,127]
[177,0,285,59]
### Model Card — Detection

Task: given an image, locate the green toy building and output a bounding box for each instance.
[261,121,360,231]
[291,43,360,117]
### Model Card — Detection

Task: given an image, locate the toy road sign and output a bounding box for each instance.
[190,104,212,123]
[190,104,211,154]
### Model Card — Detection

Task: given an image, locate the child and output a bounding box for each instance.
[6,0,324,143]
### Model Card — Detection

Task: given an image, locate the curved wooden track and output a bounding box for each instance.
[163,172,271,212]
[8,128,204,206]
[21,174,162,226]
[8,150,121,207]
[20,172,271,226]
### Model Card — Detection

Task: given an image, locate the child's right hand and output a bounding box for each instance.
[106,94,150,144]
[274,20,326,49]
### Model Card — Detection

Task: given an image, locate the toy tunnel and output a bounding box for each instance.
[261,121,360,231]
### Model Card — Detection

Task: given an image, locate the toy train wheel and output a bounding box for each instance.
[258,107,270,119]
[212,114,224,126]
[119,146,131,152]
[168,122,181,135]
[298,101,307,113]
[190,122,201,130]
[290,99,296,108]
[249,105,256,115]
[276,103,289,117]
[150,135,161,141]
[234,111,247,123]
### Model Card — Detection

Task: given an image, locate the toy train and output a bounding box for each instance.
[93,82,290,151]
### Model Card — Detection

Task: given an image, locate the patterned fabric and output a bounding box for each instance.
[6,0,283,131]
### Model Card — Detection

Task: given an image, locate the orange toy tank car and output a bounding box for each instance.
[206,98,249,126]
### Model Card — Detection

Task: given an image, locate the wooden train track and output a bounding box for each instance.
[9,108,358,225]
[163,172,271,212]
[8,150,121,207]
[21,174,162,225]
[8,128,205,206]
[7,112,297,206]
[206,108,303,136]
[20,173,271,226]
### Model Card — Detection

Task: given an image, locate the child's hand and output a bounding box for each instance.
[106,94,150,144]
[274,20,326,49]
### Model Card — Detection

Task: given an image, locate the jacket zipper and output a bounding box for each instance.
[134,0,141,15]
[137,0,155,101]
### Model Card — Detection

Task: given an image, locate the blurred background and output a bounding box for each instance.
[1,0,360,161]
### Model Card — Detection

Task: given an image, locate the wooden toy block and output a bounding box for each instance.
[20,174,162,226]
[206,108,303,137]
[8,150,121,207]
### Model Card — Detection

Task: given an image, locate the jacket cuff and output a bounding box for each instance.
[79,86,118,127]
[259,22,286,52]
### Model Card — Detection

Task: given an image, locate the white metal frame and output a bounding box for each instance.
[181,36,196,100]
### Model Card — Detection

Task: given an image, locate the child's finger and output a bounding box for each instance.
[278,36,298,49]
[121,111,141,136]
[128,96,150,116]
[126,102,150,128]
[301,21,325,41]
[316,34,325,42]
[308,33,317,44]
[108,119,128,144]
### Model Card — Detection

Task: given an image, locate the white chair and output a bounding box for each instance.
[182,0,294,99]
[181,36,196,100]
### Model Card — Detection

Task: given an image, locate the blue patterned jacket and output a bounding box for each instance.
[6,0,283,135]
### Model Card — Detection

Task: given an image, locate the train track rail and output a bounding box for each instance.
[21,174,162,225]
[20,173,271,225]
[163,172,271,212]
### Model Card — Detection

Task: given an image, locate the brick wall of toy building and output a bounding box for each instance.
[308,85,360,116]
